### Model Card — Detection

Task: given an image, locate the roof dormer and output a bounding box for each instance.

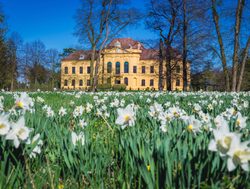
[114,40,121,48]
[79,54,85,60]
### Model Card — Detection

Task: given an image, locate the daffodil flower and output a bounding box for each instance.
[6,117,31,148]
[226,140,250,171]
[208,125,241,157]
[115,104,136,129]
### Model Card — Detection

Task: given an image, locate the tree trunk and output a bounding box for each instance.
[159,39,164,91]
[90,45,96,89]
[93,52,102,92]
[11,78,14,91]
[236,36,250,92]
[102,55,105,84]
[211,0,230,91]
[232,0,244,91]
[182,0,188,91]
[166,47,172,91]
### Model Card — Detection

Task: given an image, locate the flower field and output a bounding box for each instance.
[0,91,250,188]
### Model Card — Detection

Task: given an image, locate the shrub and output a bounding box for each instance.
[112,84,127,91]
[97,83,112,91]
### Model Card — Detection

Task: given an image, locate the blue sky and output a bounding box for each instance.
[2,0,157,51]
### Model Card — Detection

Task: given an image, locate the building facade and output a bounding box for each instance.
[61,38,190,90]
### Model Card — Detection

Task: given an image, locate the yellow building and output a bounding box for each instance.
[61,38,190,90]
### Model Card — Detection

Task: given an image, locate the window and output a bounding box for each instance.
[124,77,128,85]
[133,66,137,73]
[115,80,121,84]
[87,80,91,86]
[116,62,120,74]
[64,67,68,74]
[124,62,129,73]
[72,67,76,74]
[142,66,146,74]
[141,79,145,86]
[176,79,180,86]
[64,80,68,86]
[79,67,83,74]
[107,62,112,73]
[87,66,91,74]
[150,79,154,86]
[72,79,75,86]
[79,79,83,86]
[79,54,85,60]
[150,66,154,73]
[107,77,111,84]
[176,65,181,74]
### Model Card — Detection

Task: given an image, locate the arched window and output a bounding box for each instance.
[141,79,145,86]
[116,62,120,74]
[64,67,68,74]
[176,65,181,74]
[107,62,112,73]
[176,79,180,86]
[124,77,128,85]
[87,66,91,74]
[79,67,83,74]
[142,66,146,73]
[72,67,76,74]
[150,66,154,73]
[64,80,68,86]
[150,79,154,86]
[124,62,129,73]
[87,80,91,86]
[79,79,83,86]
[133,66,137,73]
[72,79,75,86]
[107,77,111,84]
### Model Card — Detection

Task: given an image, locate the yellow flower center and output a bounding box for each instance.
[58,183,64,189]
[173,112,179,117]
[217,136,232,154]
[233,150,250,164]
[224,136,232,147]
[17,128,25,137]
[16,101,24,108]
[187,124,193,132]
[165,116,170,121]
[147,165,150,171]
[124,115,131,123]
[0,123,6,129]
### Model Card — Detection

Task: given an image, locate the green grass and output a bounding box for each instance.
[0,91,250,188]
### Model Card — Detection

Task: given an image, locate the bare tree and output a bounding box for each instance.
[211,0,231,91]
[211,0,250,91]
[146,0,212,91]
[75,0,139,91]
[232,0,245,91]
[237,37,250,91]
[6,38,18,91]
[180,0,213,91]
[47,49,60,89]
[146,0,181,91]
[159,39,164,91]
[20,41,48,88]
[182,0,188,91]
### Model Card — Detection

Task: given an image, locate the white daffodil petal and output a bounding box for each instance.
[227,158,236,172]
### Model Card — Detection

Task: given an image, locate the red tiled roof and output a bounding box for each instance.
[140,49,159,60]
[140,48,182,60]
[62,38,182,61]
[62,50,98,61]
[107,38,144,50]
